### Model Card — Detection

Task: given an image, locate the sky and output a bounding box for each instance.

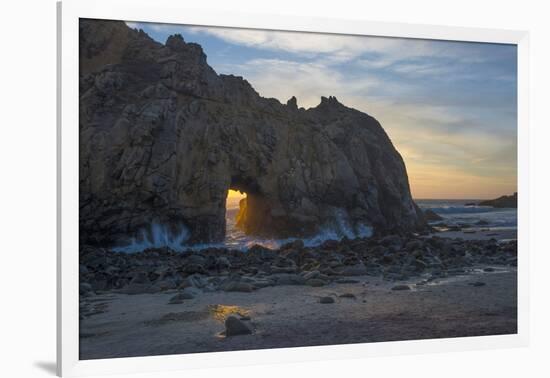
[126,21,518,200]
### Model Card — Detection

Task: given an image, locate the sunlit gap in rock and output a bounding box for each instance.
[224,189,250,249]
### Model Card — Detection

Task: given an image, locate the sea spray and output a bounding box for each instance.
[112,218,373,253]
[112,223,190,253]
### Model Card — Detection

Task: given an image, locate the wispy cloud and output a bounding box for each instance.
[218,58,382,108]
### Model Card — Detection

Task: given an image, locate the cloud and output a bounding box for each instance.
[123,21,518,199]
[182,25,507,70]
[218,58,382,108]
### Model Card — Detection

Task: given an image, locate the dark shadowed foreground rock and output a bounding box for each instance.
[79,19,425,246]
[224,316,252,336]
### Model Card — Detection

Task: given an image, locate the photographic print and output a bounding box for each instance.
[78,18,517,359]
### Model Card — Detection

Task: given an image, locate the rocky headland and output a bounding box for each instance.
[79,18,425,246]
[478,193,518,208]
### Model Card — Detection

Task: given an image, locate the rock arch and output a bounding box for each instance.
[78,19,426,246]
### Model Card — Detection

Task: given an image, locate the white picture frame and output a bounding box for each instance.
[57,0,530,376]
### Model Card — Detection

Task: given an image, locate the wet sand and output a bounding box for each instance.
[80,267,517,359]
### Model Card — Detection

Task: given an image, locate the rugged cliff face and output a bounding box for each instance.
[79,19,425,246]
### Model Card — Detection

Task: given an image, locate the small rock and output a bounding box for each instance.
[470,281,486,287]
[339,293,356,299]
[340,262,368,276]
[319,296,335,304]
[272,273,305,286]
[405,240,423,251]
[183,264,206,275]
[222,281,255,292]
[225,316,252,336]
[335,278,360,284]
[79,282,93,294]
[302,270,320,281]
[168,288,198,304]
[216,256,232,270]
[483,267,495,272]
[306,278,326,287]
[391,284,411,291]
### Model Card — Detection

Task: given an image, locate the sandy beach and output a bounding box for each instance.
[79,229,517,360]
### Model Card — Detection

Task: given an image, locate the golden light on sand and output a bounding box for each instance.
[208,304,250,322]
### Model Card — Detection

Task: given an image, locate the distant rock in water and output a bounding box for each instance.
[423,209,443,222]
[78,19,426,246]
[478,193,517,208]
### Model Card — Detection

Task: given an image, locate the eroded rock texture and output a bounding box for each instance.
[79,19,425,245]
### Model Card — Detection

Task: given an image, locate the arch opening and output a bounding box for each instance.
[225,188,248,248]
[223,175,273,247]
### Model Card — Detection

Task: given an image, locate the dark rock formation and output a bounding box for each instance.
[79,19,425,246]
[478,193,517,208]
[423,209,444,222]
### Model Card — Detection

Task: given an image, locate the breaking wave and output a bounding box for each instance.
[112,209,373,253]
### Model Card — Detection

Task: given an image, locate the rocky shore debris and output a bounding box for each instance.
[79,234,517,298]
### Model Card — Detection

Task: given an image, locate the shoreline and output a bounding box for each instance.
[80,268,517,359]
[79,231,518,359]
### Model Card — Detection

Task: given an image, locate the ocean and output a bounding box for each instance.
[112,198,516,253]
[415,199,517,230]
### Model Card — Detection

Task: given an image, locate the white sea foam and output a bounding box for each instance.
[112,207,373,253]
[112,223,190,253]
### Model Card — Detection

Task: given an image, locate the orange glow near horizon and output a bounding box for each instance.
[226,189,247,210]
[227,189,246,199]
[403,158,517,200]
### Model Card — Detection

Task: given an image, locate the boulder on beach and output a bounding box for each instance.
[78,19,426,246]
[319,296,335,304]
[168,287,199,304]
[224,316,252,336]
